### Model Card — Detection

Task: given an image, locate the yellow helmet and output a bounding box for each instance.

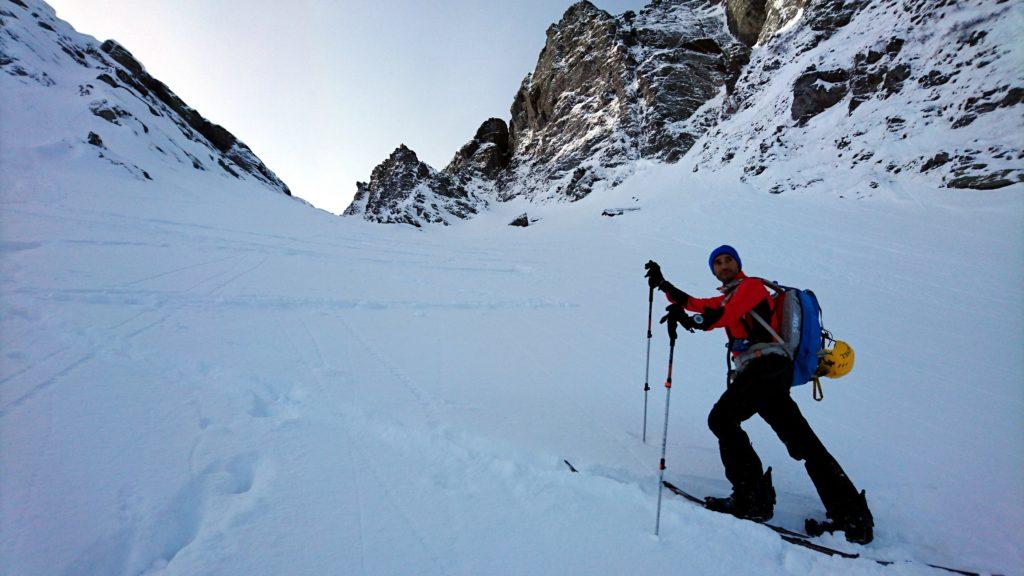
[818,340,854,379]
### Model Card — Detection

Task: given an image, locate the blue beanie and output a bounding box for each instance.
[708,245,741,272]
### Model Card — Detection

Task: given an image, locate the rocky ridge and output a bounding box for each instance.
[0,0,291,196]
[342,145,480,226]
[347,0,1021,226]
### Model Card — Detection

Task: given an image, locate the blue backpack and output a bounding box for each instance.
[746,279,830,400]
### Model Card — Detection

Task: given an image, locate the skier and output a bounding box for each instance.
[644,245,874,544]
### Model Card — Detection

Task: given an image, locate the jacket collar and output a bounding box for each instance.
[717,271,748,294]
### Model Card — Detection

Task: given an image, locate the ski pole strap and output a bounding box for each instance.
[812,377,824,401]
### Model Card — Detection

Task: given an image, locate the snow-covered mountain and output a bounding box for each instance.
[347,0,1022,226]
[687,0,1023,195]
[0,0,292,197]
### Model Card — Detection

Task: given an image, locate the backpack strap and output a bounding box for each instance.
[748,310,792,358]
[721,276,789,353]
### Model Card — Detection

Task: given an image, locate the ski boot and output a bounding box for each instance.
[805,489,874,545]
[705,467,776,522]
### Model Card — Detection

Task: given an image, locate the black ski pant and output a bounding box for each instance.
[707,354,858,517]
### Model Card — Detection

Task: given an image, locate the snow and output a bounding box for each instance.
[3,138,1022,575]
[3,1,1023,575]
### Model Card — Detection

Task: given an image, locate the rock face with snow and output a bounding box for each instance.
[688,0,1023,194]
[0,0,291,196]
[347,0,1021,226]
[499,0,746,202]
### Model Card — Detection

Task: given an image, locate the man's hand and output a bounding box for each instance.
[678,312,704,332]
[660,303,695,334]
[644,260,664,290]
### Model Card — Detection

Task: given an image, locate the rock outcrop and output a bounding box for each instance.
[726,0,768,45]
[791,68,850,123]
[444,118,511,192]
[343,145,479,227]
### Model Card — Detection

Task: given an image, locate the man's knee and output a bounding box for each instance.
[708,401,737,438]
[780,436,808,461]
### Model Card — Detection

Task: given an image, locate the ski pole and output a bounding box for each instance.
[654,324,677,536]
[643,286,654,443]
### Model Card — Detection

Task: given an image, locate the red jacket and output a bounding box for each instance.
[667,272,775,343]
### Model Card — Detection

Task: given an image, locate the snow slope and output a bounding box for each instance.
[2,136,1022,576]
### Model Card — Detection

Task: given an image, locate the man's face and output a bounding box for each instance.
[712,253,740,284]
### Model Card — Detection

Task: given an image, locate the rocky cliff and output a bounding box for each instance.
[348,0,747,223]
[347,0,1021,225]
[0,0,291,196]
[498,0,747,202]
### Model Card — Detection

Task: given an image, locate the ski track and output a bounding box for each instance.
[274,309,370,573]
[0,351,95,418]
[281,309,452,576]
[119,253,239,288]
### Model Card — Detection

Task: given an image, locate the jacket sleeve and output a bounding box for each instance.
[704,278,769,330]
[683,293,724,313]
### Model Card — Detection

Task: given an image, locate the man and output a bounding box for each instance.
[644,245,874,545]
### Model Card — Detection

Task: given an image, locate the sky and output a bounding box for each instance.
[47,0,651,214]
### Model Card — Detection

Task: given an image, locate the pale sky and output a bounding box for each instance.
[48,0,650,214]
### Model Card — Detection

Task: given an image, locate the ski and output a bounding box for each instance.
[662,480,857,558]
[563,460,980,574]
[662,480,981,576]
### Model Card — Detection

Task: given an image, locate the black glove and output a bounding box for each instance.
[660,281,691,307]
[644,260,664,290]
[660,303,695,334]
[678,312,703,332]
